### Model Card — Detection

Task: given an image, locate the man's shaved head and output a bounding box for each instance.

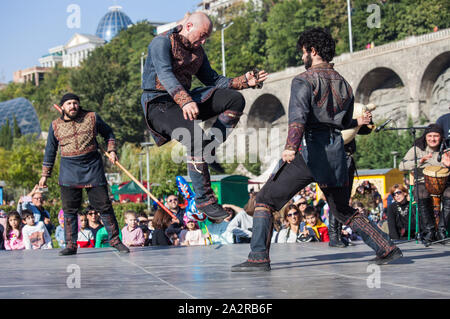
[180,12,213,48]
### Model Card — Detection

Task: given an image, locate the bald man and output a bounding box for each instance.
[141,12,267,220]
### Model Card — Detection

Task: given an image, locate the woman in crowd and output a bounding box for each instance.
[386,184,416,240]
[151,208,174,246]
[273,204,305,243]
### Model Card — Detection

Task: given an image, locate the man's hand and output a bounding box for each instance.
[357,111,372,126]
[282,150,296,164]
[420,153,433,164]
[246,70,268,87]
[108,151,118,165]
[38,177,47,189]
[182,102,199,121]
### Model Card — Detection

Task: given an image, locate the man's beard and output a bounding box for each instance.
[304,52,312,69]
[63,108,79,120]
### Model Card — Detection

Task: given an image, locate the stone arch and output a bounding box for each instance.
[419,51,450,120]
[247,94,286,129]
[355,67,405,104]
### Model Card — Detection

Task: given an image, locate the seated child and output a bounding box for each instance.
[302,206,330,242]
[55,209,65,248]
[121,210,145,247]
[181,216,207,246]
[21,210,53,249]
[5,211,25,250]
[77,212,95,248]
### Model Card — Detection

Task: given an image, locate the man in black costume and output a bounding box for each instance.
[232,28,402,272]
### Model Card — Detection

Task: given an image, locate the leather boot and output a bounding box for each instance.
[188,158,228,221]
[328,212,346,248]
[436,197,450,245]
[417,198,436,247]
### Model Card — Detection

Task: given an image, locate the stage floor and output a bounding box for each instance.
[0,241,449,299]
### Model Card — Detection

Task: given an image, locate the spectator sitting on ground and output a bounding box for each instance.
[204,208,235,245]
[77,212,95,248]
[55,210,65,248]
[224,195,256,243]
[386,184,416,240]
[303,206,330,242]
[273,204,306,243]
[18,185,54,235]
[296,198,310,219]
[137,212,151,246]
[151,208,173,246]
[181,216,207,246]
[21,210,52,250]
[121,210,145,247]
[95,225,122,248]
[4,211,25,250]
[0,210,6,250]
[86,206,104,240]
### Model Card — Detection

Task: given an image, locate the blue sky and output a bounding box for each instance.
[0,0,200,83]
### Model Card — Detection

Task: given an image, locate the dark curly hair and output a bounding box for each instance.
[297,27,335,62]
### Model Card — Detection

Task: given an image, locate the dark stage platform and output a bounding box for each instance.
[0,241,449,299]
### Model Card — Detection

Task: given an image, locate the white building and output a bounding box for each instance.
[62,34,105,68]
[39,45,64,68]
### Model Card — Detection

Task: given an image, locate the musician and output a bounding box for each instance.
[399,124,449,245]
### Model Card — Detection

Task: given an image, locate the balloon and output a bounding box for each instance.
[176,176,206,222]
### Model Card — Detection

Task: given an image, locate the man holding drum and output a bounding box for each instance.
[399,124,449,246]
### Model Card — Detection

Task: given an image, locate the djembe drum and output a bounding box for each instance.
[423,166,450,228]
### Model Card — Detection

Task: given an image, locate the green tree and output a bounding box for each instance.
[0,119,13,150]
[13,116,21,138]
[70,21,155,145]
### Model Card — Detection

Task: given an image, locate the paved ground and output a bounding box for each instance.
[0,241,449,299]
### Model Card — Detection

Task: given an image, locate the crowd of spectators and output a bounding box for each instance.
[0,176,441,252]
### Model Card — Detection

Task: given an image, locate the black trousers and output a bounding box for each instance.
[147,88,245,206]
[147,88,245,159]
[60,185,121,248]
[247,152,397,263]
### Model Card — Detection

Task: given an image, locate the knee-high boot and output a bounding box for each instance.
[437,197,450,244]
[328,211,346,247]
[187,157,228,220]
[417,198,436,247]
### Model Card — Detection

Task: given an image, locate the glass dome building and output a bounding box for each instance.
[0,98,41,137]
[95,6,133,42]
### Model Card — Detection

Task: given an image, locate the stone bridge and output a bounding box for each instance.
[226,29,450,170]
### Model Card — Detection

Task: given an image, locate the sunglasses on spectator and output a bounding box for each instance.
[298,202,307,205]
[88,212,99,215]
[288,212,299,217]
[393,191,404,196]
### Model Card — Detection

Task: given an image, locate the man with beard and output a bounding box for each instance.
[232,28,402,272]
[39,93,129,256]
[141,12,267,221]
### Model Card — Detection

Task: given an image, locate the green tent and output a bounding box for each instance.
[116,181,146,195]
[182,174,249,208]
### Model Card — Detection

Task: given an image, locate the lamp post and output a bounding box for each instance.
[140,52,146,82]
[221,22,234,77]
[347,0,353,53]
[391,151,399,169]
[141,142,154,212]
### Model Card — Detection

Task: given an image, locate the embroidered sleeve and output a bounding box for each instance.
[42,123,58,177]
[229,74,249,90]
[284,122,304,152]
[173,86,194,108]
[96,113,117,153]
